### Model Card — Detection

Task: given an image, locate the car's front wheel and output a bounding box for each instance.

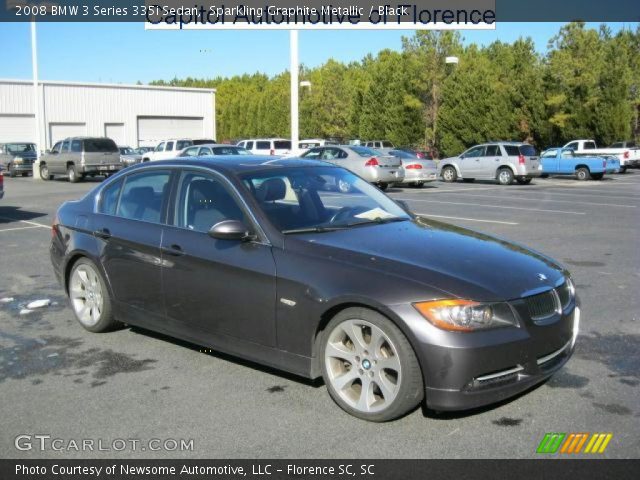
[8,164,16,178]
[321,307,423,422]
[441,166,457,182]
[68,258,118,333]
[40,164,53,181]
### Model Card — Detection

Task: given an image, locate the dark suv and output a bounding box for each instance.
[40,137,122,182]
[0,142,37,177]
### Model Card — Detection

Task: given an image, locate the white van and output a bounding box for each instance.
[236,138,291,156]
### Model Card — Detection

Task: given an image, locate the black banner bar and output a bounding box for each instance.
[1,459,639,480]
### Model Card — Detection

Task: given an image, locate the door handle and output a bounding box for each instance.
[93,228,111,239]
[161,244,185,257]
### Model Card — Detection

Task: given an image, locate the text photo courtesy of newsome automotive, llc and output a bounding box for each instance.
[0,0,638,479]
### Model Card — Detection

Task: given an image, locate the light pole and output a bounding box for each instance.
[290,30,299,152]
[31,21,43,178]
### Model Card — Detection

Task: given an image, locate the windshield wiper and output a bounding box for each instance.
[344,217,410,228]
[282,225,349,235]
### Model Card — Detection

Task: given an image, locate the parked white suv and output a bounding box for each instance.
[237,138,291,156]
[142,139,193,162]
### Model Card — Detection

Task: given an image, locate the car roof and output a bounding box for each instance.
[190,143,243,148]
[123,156,331,175]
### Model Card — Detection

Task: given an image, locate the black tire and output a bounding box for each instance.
[67,164,80,183]
[8,164,16,178]
[516,177,532,185]
[575,167,591,181]
[462,178,475,183]
[21,172,29,177]
[591,173,604,180]
[40,164,53,181]
[619,166,627,174]
[411,182,424,188]
[67,258,118,333]
[441,166,457,183]
[497,167,514,185]
[320,307,424,422]
[378,183,389,191]
[540,174,550,179]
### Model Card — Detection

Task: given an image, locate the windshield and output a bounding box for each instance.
[241,166,410,234]
[6,143,36,154]
[119,147,134,155]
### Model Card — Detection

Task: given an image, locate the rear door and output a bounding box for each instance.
[93,169,173,320]
[479,144,501,177]
[161,169,277,345]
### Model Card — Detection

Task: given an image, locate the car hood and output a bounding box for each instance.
[291,218,566,302]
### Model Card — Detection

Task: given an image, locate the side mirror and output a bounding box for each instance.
[208,220,253,241]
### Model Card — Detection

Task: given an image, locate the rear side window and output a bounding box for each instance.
[382,141,394,148]
[84,138,118,153]
[610,142,622,148]
[117,171,171,223]
[273,141,291,150]
[519,145,537,156]
[349,146,377,157]
[176,140,192,150]
[504,146,519,156]
[256,141,270,150]
[165,141,175,151]
[583,142,596,150]
[99,178,124,215]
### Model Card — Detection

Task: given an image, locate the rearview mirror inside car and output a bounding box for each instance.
[208,220,253,241]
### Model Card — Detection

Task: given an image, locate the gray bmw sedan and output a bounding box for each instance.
[50,157,578,421]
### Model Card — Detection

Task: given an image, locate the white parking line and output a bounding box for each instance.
[0,216,50,229]
[416,214,519,225]
[430,192,636,208]
[0,225,44,233]
[398,198,585,215]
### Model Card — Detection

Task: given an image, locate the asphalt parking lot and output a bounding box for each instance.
[1,173,638,459]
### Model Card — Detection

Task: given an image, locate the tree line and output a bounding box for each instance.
[151,22,640,158]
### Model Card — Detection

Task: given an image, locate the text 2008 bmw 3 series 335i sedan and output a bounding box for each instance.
[50,157,579,422]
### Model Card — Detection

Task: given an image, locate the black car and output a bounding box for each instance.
[50,157,579,421]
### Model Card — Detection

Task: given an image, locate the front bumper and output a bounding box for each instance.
[9,162,34,172]
[389,300,579,411]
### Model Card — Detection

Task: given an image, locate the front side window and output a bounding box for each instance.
[71,140,82,153]
[541,149,558,158]
[61,140,71,152]
[245,141,254,150]
[174,172,245,233]
[51,142,62,154]
[242,166,409,233]
[165,141,175,151]
[463,146,485,158]
[176,140,192,150]
[116,171,171,223]
[583,142,596,150]
[98,178,124,215]
[155,142,165,152]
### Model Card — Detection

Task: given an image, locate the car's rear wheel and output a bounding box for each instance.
[497,168,514,185]
[516,177,532,185]
[39,164,53,181]
[442,166,457,183]
[67,164,80,183]
[321,307,423,422]
[575,167,591,181]
[619,166,627,174]
[378,183,389,191]
[68,258,117,333]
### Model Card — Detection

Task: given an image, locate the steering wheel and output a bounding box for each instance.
[329,206,370,224]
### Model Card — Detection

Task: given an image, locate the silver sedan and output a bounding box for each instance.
[389,150,438,187]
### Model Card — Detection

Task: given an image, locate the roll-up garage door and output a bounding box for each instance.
[104,123,125,146]
[0,115,36,143]
[137,117,204,147]
[49,123,86,146]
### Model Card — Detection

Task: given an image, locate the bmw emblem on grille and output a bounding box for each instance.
[537,273,548,281]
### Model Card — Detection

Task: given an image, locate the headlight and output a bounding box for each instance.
[13,158,23,164]
[413,299,518,332]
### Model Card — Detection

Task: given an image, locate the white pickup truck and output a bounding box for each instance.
[563,139,640,173]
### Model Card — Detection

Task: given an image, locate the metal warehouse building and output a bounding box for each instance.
[0,79,216,149]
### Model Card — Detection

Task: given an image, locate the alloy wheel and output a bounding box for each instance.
[324,319,401,414]
[69,264,104,327]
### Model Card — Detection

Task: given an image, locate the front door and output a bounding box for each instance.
[161,169,277,346]
[459,145,485,177]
